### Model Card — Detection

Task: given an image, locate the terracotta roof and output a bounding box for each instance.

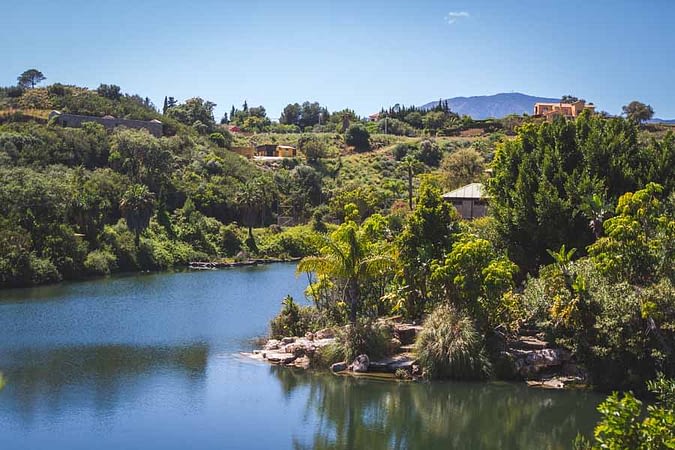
[442,183,488,199]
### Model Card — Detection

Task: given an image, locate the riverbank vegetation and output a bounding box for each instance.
[2,73,674,414]
[273,110,673,402]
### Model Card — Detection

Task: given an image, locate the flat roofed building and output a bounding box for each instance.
[533,100,595,119]
[442,182,489,219]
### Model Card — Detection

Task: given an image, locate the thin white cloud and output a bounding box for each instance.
[446,11,470,24]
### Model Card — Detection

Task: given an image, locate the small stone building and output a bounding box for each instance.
[442,183,489,219]
[49,111,163,137]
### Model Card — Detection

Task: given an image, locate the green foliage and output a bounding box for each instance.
[589,183,674,284]
[335,319,392,363]
[166,97,217,132]
[415,139,442,167]
[258,225,323,258]
[120,184,155,245]
[329,184,392,223]
[575,376,675,449]
[622,100,655,124]
[397,179,460,318]
[270,295,321,338]
[524,258,675,391]
[297,134,326,163]
[345,123,370,152]
[17,69,46,89]
[441,147,485,189]
[96,84,121,100]
[209,131,232,148]
[431,233,518,330]
[297,220,392,323]
[415,304,492,380]
[84,249,117,275]
[487,114,673,274]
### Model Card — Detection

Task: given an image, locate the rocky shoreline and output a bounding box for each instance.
[243,320,588,389]
[243,323,423,379]
[188,257,301,270]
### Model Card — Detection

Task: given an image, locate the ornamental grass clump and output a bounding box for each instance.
[415,304,492,380]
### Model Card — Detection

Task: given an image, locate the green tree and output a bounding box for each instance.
[397,179,460,318]
[166,97,217,132]
[431,234,518,330]
[575,376,675,449]
[17,69,46,89]
[235,177,274,250]
[280,103,301,126]
[622,100,654,124]
[588,183,674,284]
[298,221,391,322]
[120,184,155,246]
[487,113,661,274]
[297,134,326,163]
[440,148,485,189]
[345,124,370,153]
[97,84,122,100]
[561,95,579,103]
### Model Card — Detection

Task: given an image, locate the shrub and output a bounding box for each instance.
[28,254,61,285]
[258,226,322,258]
[345,124,370,152]
[219,224,242,256]
[392,143,412,161]
[84,249,117,275]
[415,304,492,380]
[270,295,320,338]
[209,132,232,148]
[574,376,675,449]
[335,319,392,363]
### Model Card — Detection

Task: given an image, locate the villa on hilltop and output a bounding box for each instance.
[533,100,595,119]
[49,111,163,137]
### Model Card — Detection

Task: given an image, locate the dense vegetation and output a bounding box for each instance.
[2,73,674,442]
[0,74,500,288]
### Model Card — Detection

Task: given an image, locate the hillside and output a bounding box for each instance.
[421,93,560,119]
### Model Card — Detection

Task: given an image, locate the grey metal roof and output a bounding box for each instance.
[442,182,488,199]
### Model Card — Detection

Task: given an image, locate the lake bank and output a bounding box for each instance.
[0,264,603,449]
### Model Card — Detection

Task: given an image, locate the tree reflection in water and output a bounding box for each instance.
[271,367,601,450]
[0,343,208,419]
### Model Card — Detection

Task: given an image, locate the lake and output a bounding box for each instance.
[0,264,603,449]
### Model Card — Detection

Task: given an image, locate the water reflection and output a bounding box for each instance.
[271,367,599,450]
[0,343,208,420]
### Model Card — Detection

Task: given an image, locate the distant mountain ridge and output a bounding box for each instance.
[420,93,561,119]
[648,118,675,125]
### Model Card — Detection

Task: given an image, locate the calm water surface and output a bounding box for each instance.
[0,264,602,449]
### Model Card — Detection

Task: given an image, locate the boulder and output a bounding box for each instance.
[350,354,370,373]
[264,352,297,365]
[394,324,423,345]
[281,337,296,344]
[331,361,348,373]
[293,356,311,369]
[509,336,549,351]
[514,348,571,378]
[315,328,334,340]
[264,339,280,351]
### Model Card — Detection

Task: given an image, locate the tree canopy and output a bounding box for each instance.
[17,69,46,89]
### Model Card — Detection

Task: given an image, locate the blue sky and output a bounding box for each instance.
[3,0,675,119]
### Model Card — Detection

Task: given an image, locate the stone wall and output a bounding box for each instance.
[49,111,163,137]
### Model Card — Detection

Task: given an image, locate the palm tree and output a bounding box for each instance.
[235,179,271,251]
[120,184,155,246]
[297,222,392,323]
